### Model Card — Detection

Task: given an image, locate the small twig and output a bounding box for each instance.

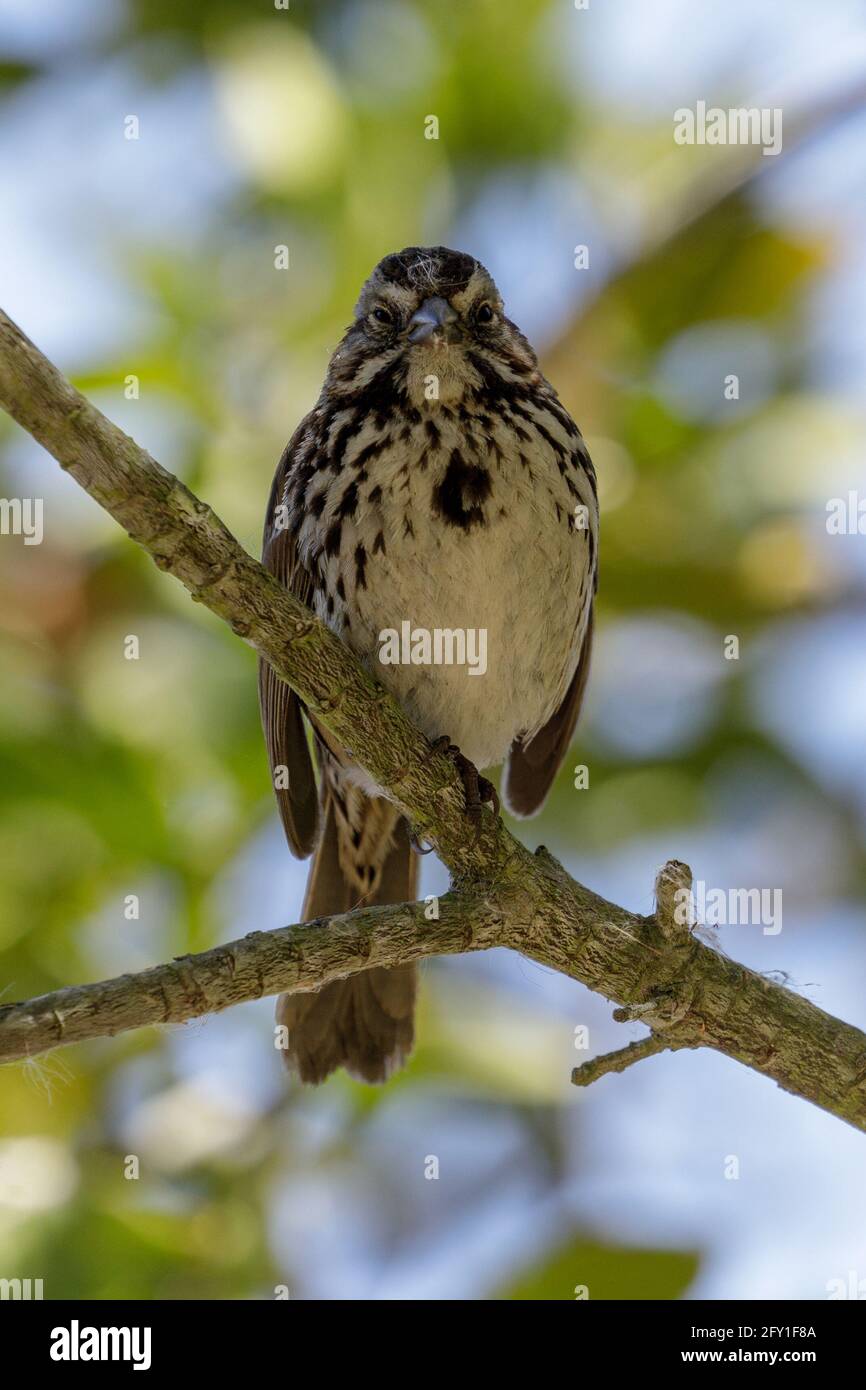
[654,859,695,940]
[572,1034,673,1088]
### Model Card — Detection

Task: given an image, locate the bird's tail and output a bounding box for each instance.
[276,789,418,1084]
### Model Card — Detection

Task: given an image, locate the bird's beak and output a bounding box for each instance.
[407,296,459,344]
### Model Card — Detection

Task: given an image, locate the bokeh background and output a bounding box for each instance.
[1,0,866,1301]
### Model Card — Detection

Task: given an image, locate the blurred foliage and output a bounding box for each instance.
[499,1239,699,1301]
[0,0,864,1300]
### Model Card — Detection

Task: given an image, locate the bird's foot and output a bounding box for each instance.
[428,735,500,845]
[408,825,434,855]
[408,737,500,853]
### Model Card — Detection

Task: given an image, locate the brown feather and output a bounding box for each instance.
[504,606,594,818]
[258,432,320,857]
[277,801,418,1084]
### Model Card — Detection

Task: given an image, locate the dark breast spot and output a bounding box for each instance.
[355,543,367,590]
[351,436,390,473]
[325,520,342,556]
[432,449,492,531]
[328,416,357,473]
[337,480,359,519]
[348,360,406,421]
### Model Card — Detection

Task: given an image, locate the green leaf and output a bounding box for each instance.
[498,1236,700,1301]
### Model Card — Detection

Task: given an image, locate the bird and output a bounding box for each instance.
[259,246,598,1085]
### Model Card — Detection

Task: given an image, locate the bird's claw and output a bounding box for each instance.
[408,825,434,855]
[427,736,499,845]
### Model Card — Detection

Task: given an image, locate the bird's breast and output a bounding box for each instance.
[303,402,596,770]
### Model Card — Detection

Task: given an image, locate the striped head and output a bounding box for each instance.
[326,246,539,407]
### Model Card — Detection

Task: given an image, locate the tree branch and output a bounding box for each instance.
[572,1033,680,1088]
[2,306,866,1133]
[0,896,504,1064]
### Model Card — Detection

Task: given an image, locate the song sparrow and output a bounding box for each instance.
[260,246,598,1084]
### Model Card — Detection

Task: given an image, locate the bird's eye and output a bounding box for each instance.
[475,303,494,325]
[372,306,393,325]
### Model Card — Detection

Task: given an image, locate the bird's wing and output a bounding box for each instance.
[504,604,594,818]
[504,434,598,818]
[258,423,320,857]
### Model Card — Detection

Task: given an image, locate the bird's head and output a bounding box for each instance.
[326,246,539,407]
